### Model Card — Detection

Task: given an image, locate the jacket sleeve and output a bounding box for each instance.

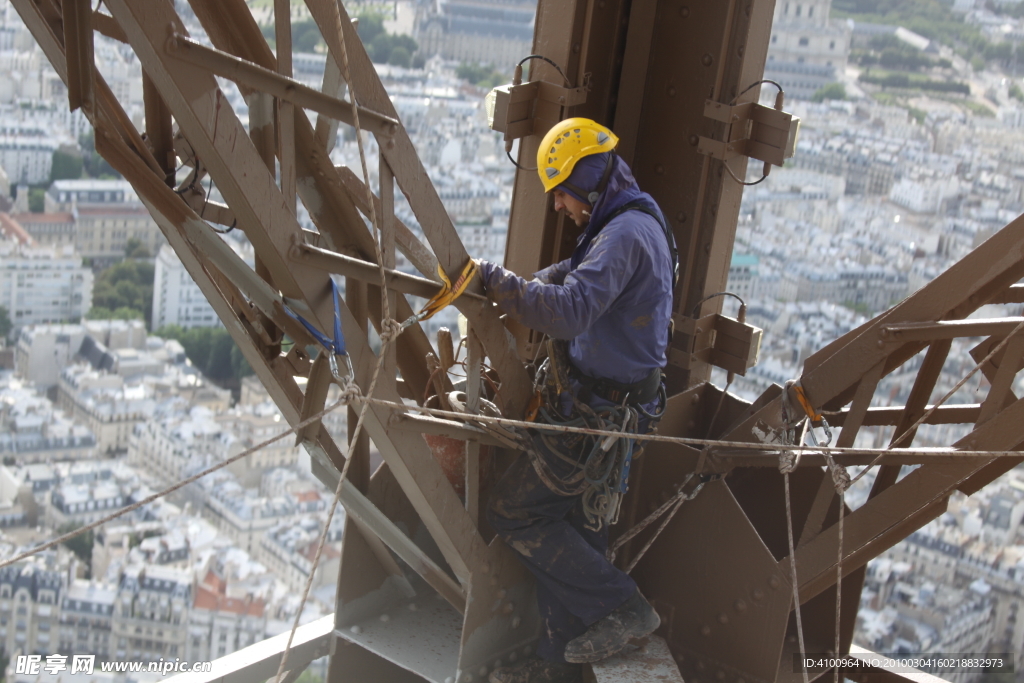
[480,224,641,339]
[533,258,571,285]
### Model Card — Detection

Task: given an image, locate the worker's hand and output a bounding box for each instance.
[475,259,497,296]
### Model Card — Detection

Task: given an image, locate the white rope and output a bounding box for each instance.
[272,4,399,682]
[0,393,358,571]
[781,450,810,683]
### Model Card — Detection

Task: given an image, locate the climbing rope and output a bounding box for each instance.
[0,393,357,571]
[781,445,810,683]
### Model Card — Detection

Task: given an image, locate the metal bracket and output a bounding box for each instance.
[697,99,800,167]
[669,313,763,376]
[486,80,588,142]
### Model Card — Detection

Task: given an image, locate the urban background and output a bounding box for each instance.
[1,0,1024,680]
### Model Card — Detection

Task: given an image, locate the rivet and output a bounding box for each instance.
[689,134,700,146]
[678,212,687,222]
[753,588,765,600]
[745,2,752,15]
[680,6,690,16]
[704,243,711,254]
[445,678,454,683]
[738,45,745,57]
[481,561,491,575]
[573,43,581,54]
[738,678,746,683]
[668,87,677,96]
[718,612,728,624]
[350,625,362,634]
[717,671,727,681]
[735,600,747,612]
[692,393,700,404]
[787,635,798,644]
[599,0,606,6]
[701,54,713,66]
[656,164,665,174]
[768,576,781,589]
[463,676,473,683]
[700,625,711,636]
[512,616,521,628]
[877,340,885,348]
[493,659,502,669]
[497,589,507,599]
[408,602,417,611]
[490,577,499,586]
[509,653,518,663]
[523,646,533,656]
[503,602,515,614]
[697,661,707,671]
[379,614,390,622]
[479,666,488,676]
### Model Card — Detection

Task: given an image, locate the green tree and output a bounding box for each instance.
[456,62,506,88]
[389,46,411,68]
[291,19,324,52]
[28,187,45,212]
[0,306,11,340]
[91,259,155,326]
[80,130,120,179]
[356,13,385,44]
[51,146,84,182]
[125,237,151,259]
[811,83,847,102]
[154,325,253,384]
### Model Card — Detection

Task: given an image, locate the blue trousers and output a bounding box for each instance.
[486,448,637,662]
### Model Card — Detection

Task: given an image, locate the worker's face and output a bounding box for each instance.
[552,189,591,227]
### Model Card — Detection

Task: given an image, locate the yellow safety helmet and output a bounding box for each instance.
[536,117,619,194]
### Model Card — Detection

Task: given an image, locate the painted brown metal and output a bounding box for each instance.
[15,0,1024,681]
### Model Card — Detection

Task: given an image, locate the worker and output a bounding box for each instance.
[478,118,677,683]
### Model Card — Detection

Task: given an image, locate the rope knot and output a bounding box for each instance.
[825,455,851,494]
[379,318,403,345]
[337,377,362,405]
[778,450,798,475]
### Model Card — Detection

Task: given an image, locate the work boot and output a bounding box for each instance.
[563,589,660,664]
[487,658,582,683]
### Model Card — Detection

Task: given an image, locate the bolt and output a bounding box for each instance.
[656,164,665,174]
[689,135,700,146]
[735,599,747,612]
[701,625,711,636]
[479,666,488,676]
[877,340,885,348]
[497,589,507,599]
[463,676,473,683]
[692,393,701,404]
[350,625,362,635]
[697,661,707,671]
[680,6,690,17]
[558,96,565,104]
[573,43,581,54]
[523,646,533,656]
[718,612,729,624]
[509,653,518,663]
[512,616,521,628]
[408,603,417,611]
[768,576,781,590]
[669,86,677,96]
[678,212,687,222]
[445,678,454,683]
[481,561,491,574]
[717,671,727,681]
[738,45,745,57]
[379,614,390,622]
[738,679,746,683]
[490,577,499,586]
[745,2,752,15]
[704,243,711,254]
[503,602,515,614]
[494,660,502,669]
[753,588,764,600]
[702,53,714,67]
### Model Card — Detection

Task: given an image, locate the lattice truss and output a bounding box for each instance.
[12,0,1024,680]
